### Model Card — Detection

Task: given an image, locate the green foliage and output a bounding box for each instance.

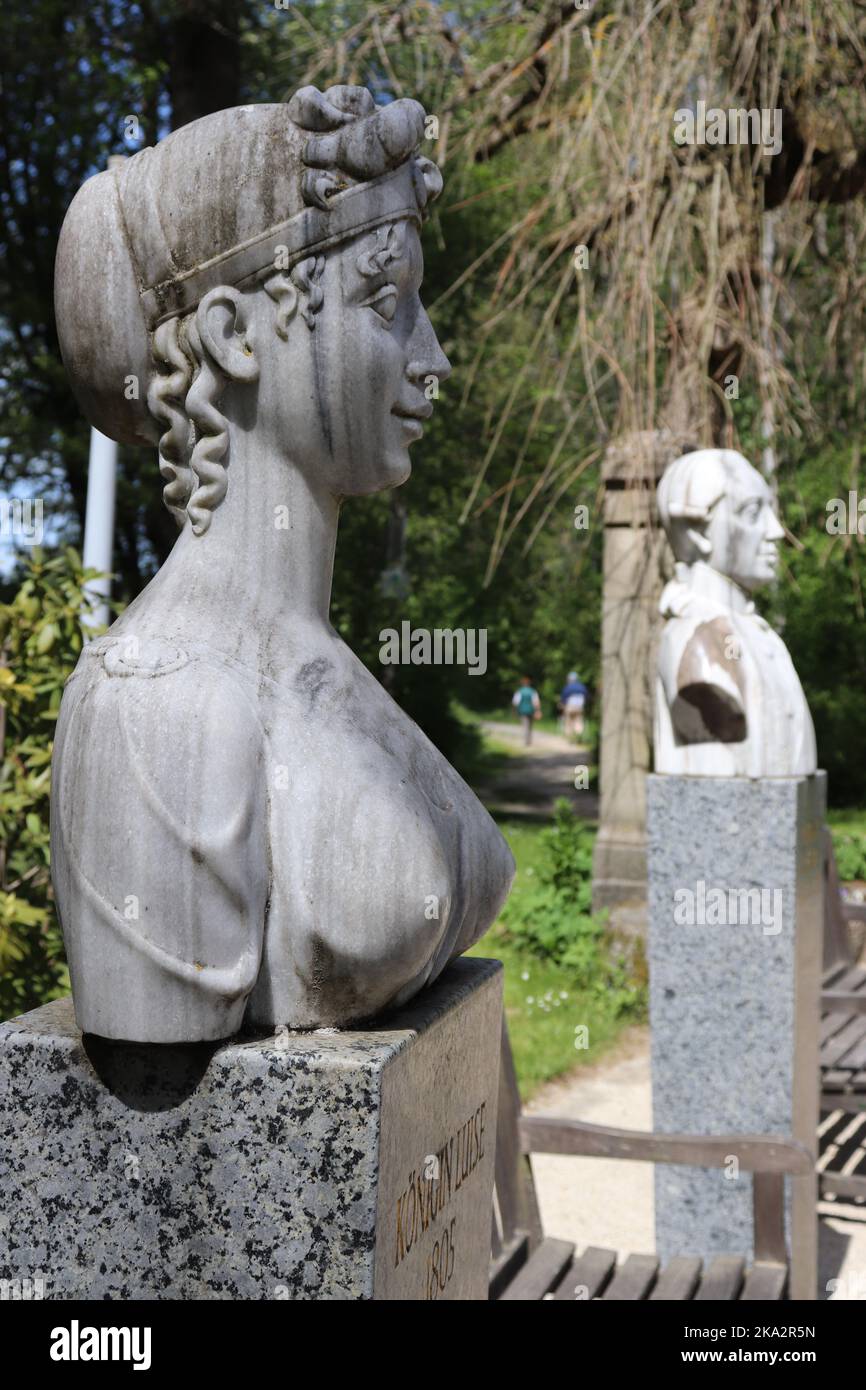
[832,832,866,884]
[761,434,866,806]
[499,800,644,1015]
[0,549,97,1017]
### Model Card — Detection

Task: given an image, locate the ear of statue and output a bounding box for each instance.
[685,524,713,559]
[196,287,259,384]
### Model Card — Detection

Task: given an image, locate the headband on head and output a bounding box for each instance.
[55,87,443,446]
[137,164,425,330]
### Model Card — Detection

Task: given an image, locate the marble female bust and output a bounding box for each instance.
[51,87,514,1042]
[654,447,817,778]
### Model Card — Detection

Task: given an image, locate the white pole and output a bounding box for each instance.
[81,426,117,636]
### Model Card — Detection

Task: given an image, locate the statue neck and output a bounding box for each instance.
[131,434,341,656]
[675,560,755,614]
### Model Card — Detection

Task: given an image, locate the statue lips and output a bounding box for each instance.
[391,399,433,441]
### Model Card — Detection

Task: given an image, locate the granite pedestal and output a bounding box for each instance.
[0,957,502,1300]
[647,774,823,1300]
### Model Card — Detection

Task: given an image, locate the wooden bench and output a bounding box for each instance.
[819,830,866,1201]
[490,1022,813,1301]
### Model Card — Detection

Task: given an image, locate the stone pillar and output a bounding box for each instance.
[0,958,502,1301]
[592,430,695,916]
[647,774,823,1300]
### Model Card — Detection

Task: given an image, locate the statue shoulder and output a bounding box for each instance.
[52,636,269,1042]
[100,634,192,679]
[57,636,265,809]
[660,615,748,745]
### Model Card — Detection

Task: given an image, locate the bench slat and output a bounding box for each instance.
[499,1237,574,1301]
[819,1171,866,1200]
[823,1070,856,1088]
[648,1255,703,1301]
[739,1262,787,1301]
[821,1015,866,1068]
[601,1252,659,1301]
[833,1029,866,1071]
[823,964,866,993]
[552,1246,617,1301]
[820,969,866,1045]
[694,1255,746,1301]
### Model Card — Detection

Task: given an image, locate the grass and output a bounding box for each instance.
[448,703,520,785]
[467,819,645,1100]
[827,808,866,837]
[827,809,866,883]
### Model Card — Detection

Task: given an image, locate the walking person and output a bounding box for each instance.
[560,671,588,739]
[512,676,541,746]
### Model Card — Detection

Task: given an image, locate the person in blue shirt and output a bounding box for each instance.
[560,671,588,739]
[511,676,541,746]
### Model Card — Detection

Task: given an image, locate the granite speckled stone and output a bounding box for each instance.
[647,774,822,1289]
[0,957,502,1301]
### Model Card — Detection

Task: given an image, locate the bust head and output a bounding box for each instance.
[54,87,450,534]
[654,447,817,777]
[657,448,784,593]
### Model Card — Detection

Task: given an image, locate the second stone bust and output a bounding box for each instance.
[51,87,515,1043]
[654,447,817,779]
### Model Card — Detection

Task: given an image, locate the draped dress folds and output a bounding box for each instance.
[51,635,514,1041]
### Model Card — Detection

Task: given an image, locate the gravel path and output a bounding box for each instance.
[476,719,598,820]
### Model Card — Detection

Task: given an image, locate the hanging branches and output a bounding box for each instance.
[261,0,866,574]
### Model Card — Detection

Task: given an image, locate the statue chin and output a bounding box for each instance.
[723,557,777,592]
[377,439,415,491]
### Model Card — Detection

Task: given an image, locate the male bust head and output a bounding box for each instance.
[657,448,784,594]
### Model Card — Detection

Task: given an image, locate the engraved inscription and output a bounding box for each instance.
[393,1101,487,1298]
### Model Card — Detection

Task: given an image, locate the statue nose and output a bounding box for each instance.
[407,310,452,384]
[408,350,451,385]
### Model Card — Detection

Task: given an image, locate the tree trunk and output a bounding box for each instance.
[165,0,242,132]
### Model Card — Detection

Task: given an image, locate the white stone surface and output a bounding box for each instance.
[51,89,514,1041]
[654,448,816,777]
